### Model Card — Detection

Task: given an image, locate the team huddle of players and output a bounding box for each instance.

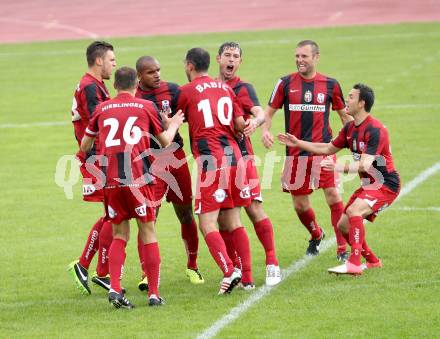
[67,40,400,309]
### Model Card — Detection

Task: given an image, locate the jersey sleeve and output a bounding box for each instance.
[175,87,188,121]
[148,103,165,136]
[168,82,180,115]
[331,80,345,111]
[238,83,260,114]
[365,125,382,155]
[331,123,349,149]
[268,78,286,109]
[84,83,100,118]
[85,110,100,137]
[230,89,244,118]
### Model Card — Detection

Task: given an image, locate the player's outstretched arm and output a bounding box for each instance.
[277,133,339,155]
[337,108,353,125]
[243,106,265,136]
[80,135,95,153]
[157,110,184,147]
[261,106,277,149]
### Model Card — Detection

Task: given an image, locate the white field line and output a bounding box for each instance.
[0,121,69,128]
[2,103,439,129]
[1,30,440,58]
[196,161,440,339]
[391,206,440,212]
[0,17,98,39]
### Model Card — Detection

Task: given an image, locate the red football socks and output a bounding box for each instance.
[79,217,105,269]
[362,240,380,263]
[220,230,240,269]
[231,227,253,284]
[96,220,112,277]
[204,231,234,277]
[253,218,278,266]
[297,208,322,239]
[143,242,161,297]
[348,216,365,266]
[330,202,347,253]
[181,220,199,270]
[108,238,126,293]
[137,232,147,278]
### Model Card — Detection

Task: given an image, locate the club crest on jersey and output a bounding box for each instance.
[317,93,325,104]
[304,90,313,103]
[213,189,227,203]
[135,204,147,217]
[161,100,171,114]
[359,141,365,151]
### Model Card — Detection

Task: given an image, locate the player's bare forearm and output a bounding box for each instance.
[261,106,277,148]
[297,140,334,155]
[80,135,95,153]
[332,154,375,174]
[337,109,353,125]
[157,110,184,147]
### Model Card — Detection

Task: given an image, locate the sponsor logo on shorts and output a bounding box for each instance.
[135,204,147,217]
[239,186,251,199]
[83,184,96,196]
[108,205,117,219]
[288,104,325,112]
[213,189,227,203]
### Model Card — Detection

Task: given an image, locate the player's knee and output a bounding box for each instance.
[345,205,361,218]
[176,207,194,225]
[294,202,309,214]
[246,201,266,223]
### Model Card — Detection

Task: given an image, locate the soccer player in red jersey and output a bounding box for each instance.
[67,41,117,295]
[135,56,203,288]
[262,40,352,261]
[81,66,184,308]
[176,47,256,294]
[216,42,281,287]
[278,83,400,275]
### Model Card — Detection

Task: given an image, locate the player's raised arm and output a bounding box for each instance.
[277,133,340,155]
[336,108,353,125]
[157,110,185,147]
[243,105,265,136]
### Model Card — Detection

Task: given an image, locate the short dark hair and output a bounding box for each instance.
[86,41,114,67]
[297,40,319,55]
[353,83,375,112]
[135,55,157,73]
[218,42,242,56]
[114,67,137,91]
[185,48,210,72]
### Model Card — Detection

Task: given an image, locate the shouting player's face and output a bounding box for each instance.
[295,45,319,78]
[217,47,242,81]
[138,60,161,89]
[101,50,116,80]
[346,88,362,116]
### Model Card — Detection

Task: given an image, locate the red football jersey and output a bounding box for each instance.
[71,73,110,146]
[176,75,244,170]
[85,93,164,187]
[269,72,345,156]
[135,80,184,148]
[332,115,400,192]
[226,76,260,157]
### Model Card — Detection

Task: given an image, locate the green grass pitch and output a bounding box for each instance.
[0,22,439,338]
